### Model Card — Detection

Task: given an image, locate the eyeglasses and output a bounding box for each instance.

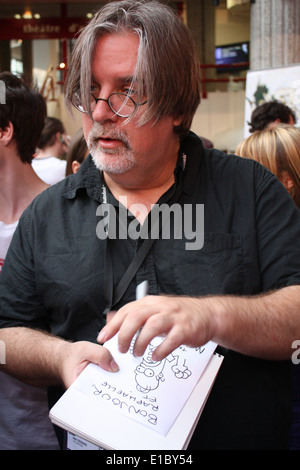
[73,91,147,118]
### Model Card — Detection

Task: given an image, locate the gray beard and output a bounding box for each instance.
[87,123,136,174]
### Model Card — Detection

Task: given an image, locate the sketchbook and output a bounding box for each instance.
[49,335,223,450]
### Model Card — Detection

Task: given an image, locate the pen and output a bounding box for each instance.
[136,280,148,300]
[132,280,148,348]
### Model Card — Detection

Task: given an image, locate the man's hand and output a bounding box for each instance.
[58,341,119,389]
[97,286,300,362]
[0,327,119,389]
[97,295,216,361]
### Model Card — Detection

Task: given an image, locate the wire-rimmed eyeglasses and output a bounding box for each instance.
[73,92,147,118]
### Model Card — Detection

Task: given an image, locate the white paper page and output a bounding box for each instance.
[73,335,217,436]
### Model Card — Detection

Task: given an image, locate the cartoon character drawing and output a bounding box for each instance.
[133,337,192,393]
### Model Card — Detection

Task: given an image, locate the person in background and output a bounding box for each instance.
[32,116,69,185]
[236,124,300,449]
[65,128,89,176]
[248,100,297,133]
[0,71,48,270]
[236,125,300,207]
[1,0,300,450]
[0,71,59,450]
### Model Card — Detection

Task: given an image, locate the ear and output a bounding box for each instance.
[280,170,294,192]
[72,160,81,174]
[0,122,14,145]
[173,116,183,127]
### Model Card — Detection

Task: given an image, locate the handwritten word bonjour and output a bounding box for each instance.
[92,381,159,426]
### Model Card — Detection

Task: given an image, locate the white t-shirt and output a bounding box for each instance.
[0,220,18,272]
[0,220,60,449]
[32,156,67,185]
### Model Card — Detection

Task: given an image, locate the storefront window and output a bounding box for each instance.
[10,39,23,74]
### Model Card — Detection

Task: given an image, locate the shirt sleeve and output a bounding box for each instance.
[254,162,300,291]
[0,207,50,331]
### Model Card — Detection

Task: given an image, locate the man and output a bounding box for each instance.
[1,1,300,450]
[0,71,59,449]
[248,100,297,133]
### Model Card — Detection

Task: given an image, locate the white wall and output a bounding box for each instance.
[215,7,250,45]
[32,39,54,89]
[191,89,246,153]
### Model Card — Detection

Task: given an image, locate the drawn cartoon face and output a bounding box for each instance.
[134,362,164,393]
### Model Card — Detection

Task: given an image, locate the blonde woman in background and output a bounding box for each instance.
[236,124,300,450]
[236,124,300,209]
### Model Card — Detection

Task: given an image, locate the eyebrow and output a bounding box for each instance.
[91,75,138,87]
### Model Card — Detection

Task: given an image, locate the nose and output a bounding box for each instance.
[92,97,118,123]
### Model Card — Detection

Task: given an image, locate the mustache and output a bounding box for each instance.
[87,123,130,149]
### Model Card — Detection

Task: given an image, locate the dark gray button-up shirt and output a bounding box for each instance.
[1,132,300,449]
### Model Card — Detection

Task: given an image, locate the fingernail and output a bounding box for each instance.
[133,348,143,358]
[110,359,119,372]
[151,352,159,362]
[97,331,106,344]
[118,344,127,354]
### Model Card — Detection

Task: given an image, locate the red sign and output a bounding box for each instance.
[0,18,89,40]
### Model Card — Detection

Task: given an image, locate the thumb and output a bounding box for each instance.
[93,345,119,373]
[65,343,119,388]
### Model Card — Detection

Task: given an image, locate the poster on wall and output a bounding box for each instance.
[244,64,300,137]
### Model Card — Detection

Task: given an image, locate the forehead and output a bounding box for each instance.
[91,32,140,82]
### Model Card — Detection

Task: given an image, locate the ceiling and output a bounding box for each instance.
[0,2,105,18]
[0,1,251,20]
[1,0,103,3]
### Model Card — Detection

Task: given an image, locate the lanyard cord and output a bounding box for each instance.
[102,154,186,318]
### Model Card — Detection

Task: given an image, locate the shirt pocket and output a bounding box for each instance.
[173,233,244,296]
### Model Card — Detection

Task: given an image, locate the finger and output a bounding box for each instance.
[106,310,117,324]
[116,310,152,353]
[117,296,183,355]
[64,343,119,388]
[150,326,186,361]
[97,304,132,343]
[98,299,154,348]
[96,346,119,373]
[85,343,119,373]
[131,313,172,357]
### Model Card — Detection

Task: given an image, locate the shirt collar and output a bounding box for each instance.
[161,132,203,202]
[62,132,203,202]
[62,155,104,202]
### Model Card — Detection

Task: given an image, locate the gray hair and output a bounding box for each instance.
[65,0,201,138]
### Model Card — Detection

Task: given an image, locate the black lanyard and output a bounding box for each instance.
[103,227,157,317]
[102,154,187,318]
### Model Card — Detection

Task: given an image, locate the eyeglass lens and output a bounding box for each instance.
[93,93,135,117]
[74,92,136,117]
